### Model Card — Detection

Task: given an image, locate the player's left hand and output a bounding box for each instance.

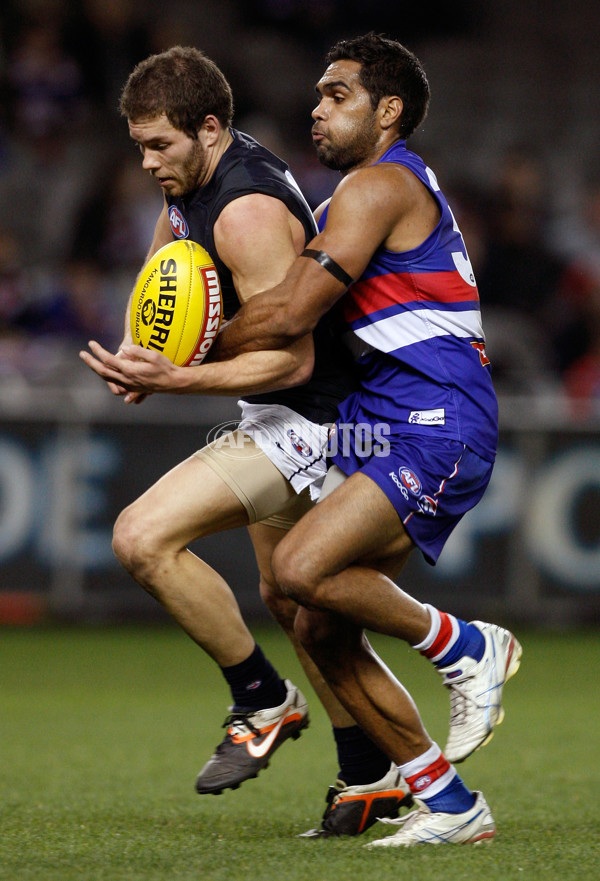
[79,341,182,400]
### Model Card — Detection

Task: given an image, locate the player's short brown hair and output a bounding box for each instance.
[120,46,234,137]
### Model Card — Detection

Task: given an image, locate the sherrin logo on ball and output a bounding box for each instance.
[131,240,223,367]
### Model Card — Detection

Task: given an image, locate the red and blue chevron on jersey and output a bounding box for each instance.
[322,140,498,463]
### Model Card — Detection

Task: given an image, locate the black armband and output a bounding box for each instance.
[301,248,354,288]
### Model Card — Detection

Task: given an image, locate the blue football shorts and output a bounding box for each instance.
[330,434,494,565]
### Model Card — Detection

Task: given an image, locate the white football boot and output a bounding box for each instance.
[366,790,495,848]
[439,621,522,763]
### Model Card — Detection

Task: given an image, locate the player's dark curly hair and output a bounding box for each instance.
[326,33,430,139]
[120,46,234,137]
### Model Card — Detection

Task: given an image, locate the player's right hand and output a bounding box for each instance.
[115,335,150,403]
[84,345,150,405]
[110,349,142,401]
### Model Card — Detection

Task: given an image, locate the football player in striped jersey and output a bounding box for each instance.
[214,33,522,847]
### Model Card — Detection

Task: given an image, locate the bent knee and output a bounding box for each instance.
[271,539,322,607]
[112,505,164,577]
[112,506,141,571]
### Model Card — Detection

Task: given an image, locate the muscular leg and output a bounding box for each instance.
[272,472,435,765]
[248,521,355,728]
[294,606,431,765]
[116,449,312,796]
[251,520,409,838]
[270,469,507,842]
[112,454,255,666]
[273,472,430,641]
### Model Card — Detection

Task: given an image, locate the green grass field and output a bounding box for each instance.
[1,624,599,880]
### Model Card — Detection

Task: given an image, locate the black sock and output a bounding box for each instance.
[333,725,391,786]
[220,643,287,711]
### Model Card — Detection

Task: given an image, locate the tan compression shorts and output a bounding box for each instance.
[194,429,314,529]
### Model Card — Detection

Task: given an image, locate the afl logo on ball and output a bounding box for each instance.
[168,205,189,239]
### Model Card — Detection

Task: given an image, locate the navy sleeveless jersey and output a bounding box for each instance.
[166,129,357,423]
[320,140,498,463]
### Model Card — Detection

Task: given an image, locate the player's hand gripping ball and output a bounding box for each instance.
[130,240,223,366]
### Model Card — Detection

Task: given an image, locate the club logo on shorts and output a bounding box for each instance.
[418,495,438,516]
[168,205,189,239]
[399,467,422,496]
[287,429,312,457]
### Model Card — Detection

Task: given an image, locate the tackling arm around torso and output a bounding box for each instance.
[214,161,440,357]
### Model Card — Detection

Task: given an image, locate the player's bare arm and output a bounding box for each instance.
[81,341,314,397]
[214,162,439,357]
[80,193,315,397]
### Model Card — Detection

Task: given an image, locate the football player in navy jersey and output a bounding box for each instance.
[192,34,523,847]
[80,46,412,835]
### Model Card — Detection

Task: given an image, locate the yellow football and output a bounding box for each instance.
[130,240,223,366]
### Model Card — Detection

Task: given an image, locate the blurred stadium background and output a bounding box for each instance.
[1,0,599,629]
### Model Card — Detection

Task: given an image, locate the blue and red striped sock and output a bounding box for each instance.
[399,743,475,814]
[413,604,485,668]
